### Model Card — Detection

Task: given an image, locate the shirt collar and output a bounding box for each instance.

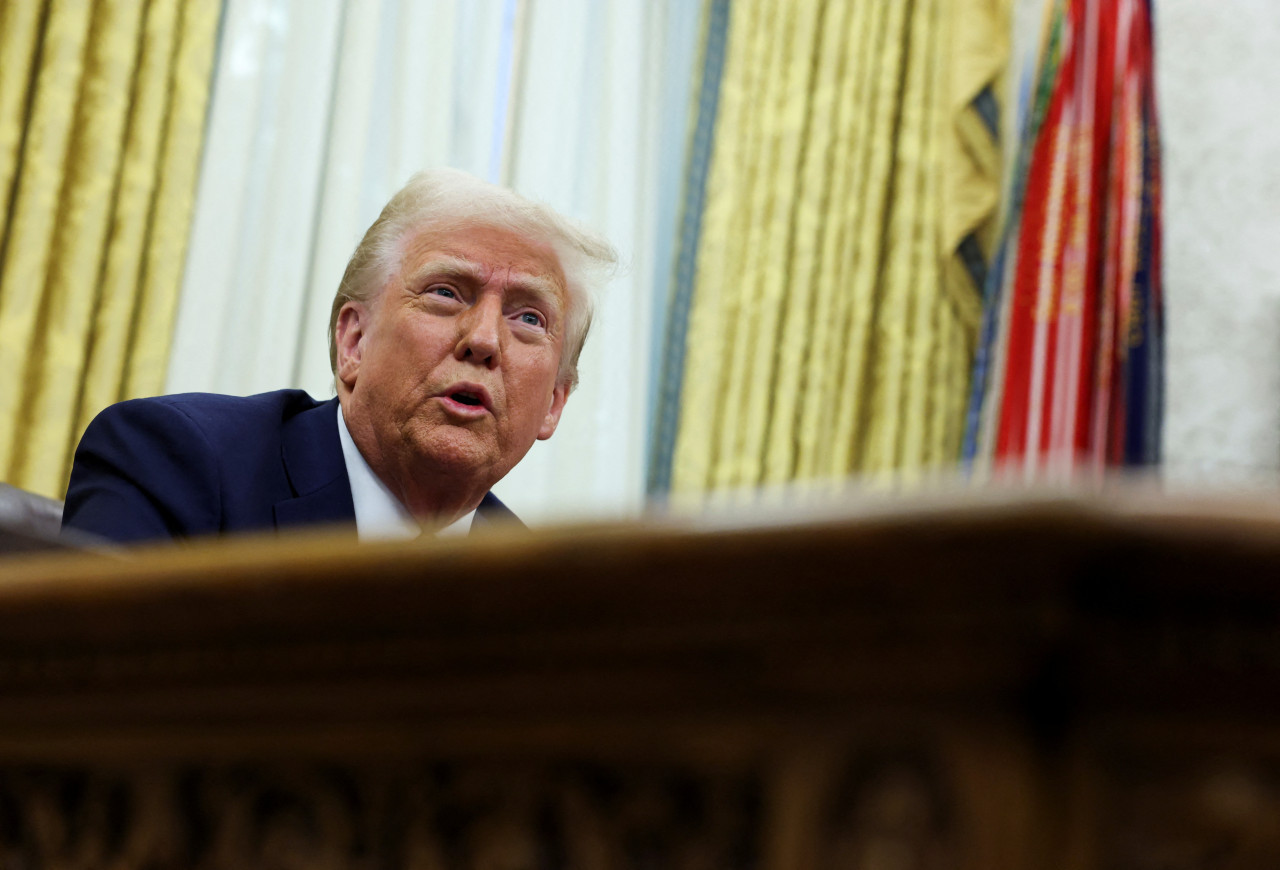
[336,404,475,540]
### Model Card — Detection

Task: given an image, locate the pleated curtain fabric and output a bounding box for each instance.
[663,0,1007,497]
[0,0,219,500]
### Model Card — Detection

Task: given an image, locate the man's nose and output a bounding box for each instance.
[455,295,502,367]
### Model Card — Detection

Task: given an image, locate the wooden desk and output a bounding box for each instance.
[1,492,1278,868]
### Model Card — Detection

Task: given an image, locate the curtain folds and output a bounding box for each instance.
[0,0,220,499]
[665,0,1007,497]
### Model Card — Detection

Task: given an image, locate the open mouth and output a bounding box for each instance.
[443,385,490,412]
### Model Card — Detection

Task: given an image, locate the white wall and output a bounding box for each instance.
[1158,0,1280,486]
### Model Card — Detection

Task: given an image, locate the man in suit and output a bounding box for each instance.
[62,169,616,544]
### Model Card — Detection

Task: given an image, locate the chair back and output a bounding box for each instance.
[0,483,66,551]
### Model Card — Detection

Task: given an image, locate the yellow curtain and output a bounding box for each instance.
[671,0,1007,496]
[0,0,219,500]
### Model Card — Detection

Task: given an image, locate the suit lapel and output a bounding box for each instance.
[274,398,356,529]
[473,491,525,530]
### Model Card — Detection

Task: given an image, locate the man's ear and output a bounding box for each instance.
[537,381,571,440]
[335,302,368,390]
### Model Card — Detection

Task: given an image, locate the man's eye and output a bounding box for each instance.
[427,285,458,299]
[518,311,545,328]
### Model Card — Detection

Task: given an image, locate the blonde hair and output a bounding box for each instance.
[328,168,617,389]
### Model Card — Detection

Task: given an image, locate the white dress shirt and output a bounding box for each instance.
[336,405,474,540]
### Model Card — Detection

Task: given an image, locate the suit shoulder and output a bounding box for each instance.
[67,390,336,543]
[154,388,326,415]
[109,389,329,439]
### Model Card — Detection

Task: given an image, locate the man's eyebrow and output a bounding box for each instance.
[409,256,486,285]
[505,274,565,312]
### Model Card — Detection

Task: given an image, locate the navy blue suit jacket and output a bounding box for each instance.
[62,389,518,544]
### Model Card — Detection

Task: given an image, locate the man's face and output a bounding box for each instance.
[335,223,570,513]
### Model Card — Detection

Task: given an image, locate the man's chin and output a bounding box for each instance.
[398,420,535,490]
[406,432,501,483]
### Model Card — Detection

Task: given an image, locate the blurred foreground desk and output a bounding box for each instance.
[1,492,1279,868]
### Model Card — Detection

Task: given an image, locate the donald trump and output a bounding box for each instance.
[62,169,616,542]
